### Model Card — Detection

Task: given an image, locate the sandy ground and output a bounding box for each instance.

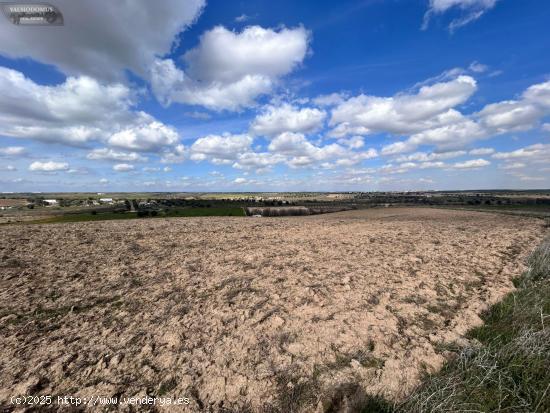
[0,208,545,412]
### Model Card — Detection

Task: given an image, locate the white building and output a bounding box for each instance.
[44,199,58,206]
[99,198,113,203]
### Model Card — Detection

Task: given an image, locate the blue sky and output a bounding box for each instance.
[0,0,549,192]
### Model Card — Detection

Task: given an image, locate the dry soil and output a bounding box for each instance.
[0,208,545,412]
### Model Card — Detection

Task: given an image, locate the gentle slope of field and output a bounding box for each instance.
[0,208,545,412]
[372,234,550,412]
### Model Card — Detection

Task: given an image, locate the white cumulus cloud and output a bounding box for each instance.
[0,146,26,156]
[113,163,134,172]
[250,103,326,137]
[0,0,205,81]
[450,158,490,169]
[150,25,310,111]
[190,133,253,163]
[329,75,477,138]
[0,67,182,153]
[29,161,69,172]
[87,148,148,162]
[107,115,179,152]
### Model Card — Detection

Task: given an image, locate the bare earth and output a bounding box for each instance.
[0,208,544,412]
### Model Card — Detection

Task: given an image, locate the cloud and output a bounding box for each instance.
[29,161,69,172]
[492,143,550,162]
[235,14,251,23]
[0,165,16,171]
[87,148,148,162]
[268,132,319,157]
[312,93,348,107]
[379,157,489,174]
[469,61,489,73]
[150,25,310,110]
[250,103,326,137]
[423,0,499,32]
[184,111,212,120]
[268,132,345,161]
[0,146,26,156]
[477,81,550,133]
[329,75,477,138]
[450,158,490,169]
[113,163,134,172]
[267,132,376,168]
[394,150,466,162]
[337,136,365,149]
[161,144,187,164]
[190,133,253,163]
[186,129,377,171]
[400,114,487,152]
[499,162,526,170]
[380,115,486,155]
[232,152,285,171]
[516,175,546,182]
[477,101,542,133]
[381,161,445,174]
[379,78,550,155]
[469,147,494,155]
[0,67,182,154]
[0,67,133,146]
[67,167,91,175]
[107,116,179,152]
[0,0,205,81]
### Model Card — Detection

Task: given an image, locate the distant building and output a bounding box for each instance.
[44,199,58,206]
[99,198,113,203]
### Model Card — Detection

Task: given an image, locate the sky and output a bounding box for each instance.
[0,0,549,192]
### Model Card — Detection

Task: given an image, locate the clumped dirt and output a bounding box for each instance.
[0,208,544,412]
